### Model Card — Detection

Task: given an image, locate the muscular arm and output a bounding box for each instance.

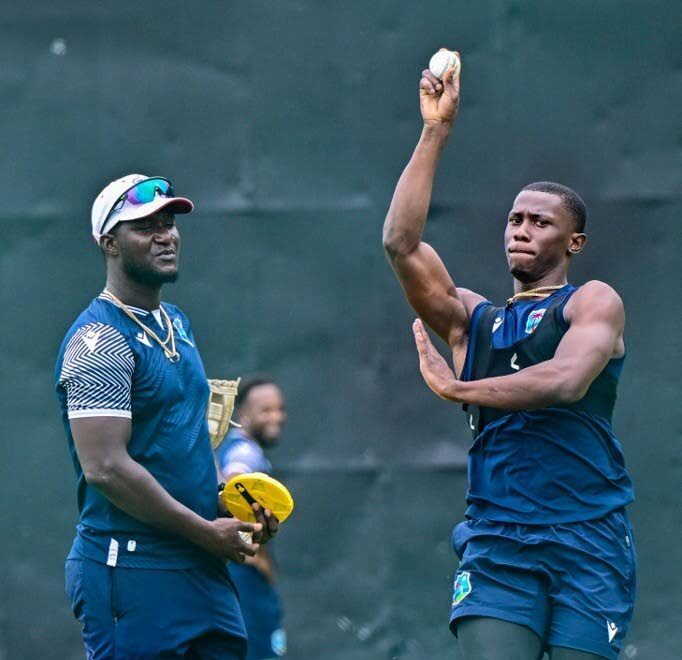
[383,124,475,347]
[414,282,625,409]
[71,417,260,561]
[383,59,484,356]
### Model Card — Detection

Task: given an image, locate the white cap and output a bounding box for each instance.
[91,173,194,242]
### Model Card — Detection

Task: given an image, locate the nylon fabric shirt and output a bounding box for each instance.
[216,428,272,477]
[461,284,634,524]
[55,292,219,568]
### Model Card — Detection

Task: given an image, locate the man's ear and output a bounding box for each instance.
[100,233,119,257]
[567,233,587,255]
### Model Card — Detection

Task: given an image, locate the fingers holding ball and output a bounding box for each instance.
[428,49,461,81]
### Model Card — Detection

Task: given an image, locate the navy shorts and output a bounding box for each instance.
[65,558,247,659]
[229,563,286,659]
[449,509,636,660]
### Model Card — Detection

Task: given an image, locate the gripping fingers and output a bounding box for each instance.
[250,503,266,542]
[251,503,278,542]
[420,69,442,95]
[265,509,279,537]
[240,540,260,558]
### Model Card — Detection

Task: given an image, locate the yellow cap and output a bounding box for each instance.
[221,472,295,524]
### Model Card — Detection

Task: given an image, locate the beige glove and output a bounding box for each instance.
[207,378,241,449]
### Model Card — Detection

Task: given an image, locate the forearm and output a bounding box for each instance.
[87,457,212,549]
[443,361,580,411]
[383,123,452,255]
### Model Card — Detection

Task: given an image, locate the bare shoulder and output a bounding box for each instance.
[565,280,625,324]
[455,287,487,316]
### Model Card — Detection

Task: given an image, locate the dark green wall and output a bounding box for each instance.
[1,2,679,658]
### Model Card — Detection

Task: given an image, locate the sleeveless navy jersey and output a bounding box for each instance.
[55,293,219,568]
[460,284,634,524]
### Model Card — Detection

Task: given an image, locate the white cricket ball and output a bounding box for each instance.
[428,50,461,81]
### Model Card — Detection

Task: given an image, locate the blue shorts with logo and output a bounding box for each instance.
[66,557,247,659]
[229,563,286,659]
[449,509,636,660]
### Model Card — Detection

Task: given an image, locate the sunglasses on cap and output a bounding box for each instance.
[101,177,176,232]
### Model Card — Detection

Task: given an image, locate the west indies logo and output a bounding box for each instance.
[452,571,472,605]
[173,317,194,347]
[525,308,547,334]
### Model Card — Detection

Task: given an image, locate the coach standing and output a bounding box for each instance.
[55,174,278,659]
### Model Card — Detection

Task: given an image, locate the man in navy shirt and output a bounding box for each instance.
[56,174,278,659]
[216,376,288,659]
[383,56,635,659]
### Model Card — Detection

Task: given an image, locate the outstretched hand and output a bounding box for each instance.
[412,319,458,400]
[419,49,461,126]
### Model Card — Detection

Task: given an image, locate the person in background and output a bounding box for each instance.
[216,376,288,659]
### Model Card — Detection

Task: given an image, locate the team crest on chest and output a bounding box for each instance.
[173,317,194,347]
[452,571,472,605]
[525,308,547,334]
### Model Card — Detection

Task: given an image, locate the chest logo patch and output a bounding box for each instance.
[525,308,547,334]
[173,317,194,347]
[452,571,472,606]
[492,317,503,333]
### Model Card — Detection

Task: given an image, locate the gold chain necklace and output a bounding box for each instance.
[506,285,565,308]
[104,289,179,362]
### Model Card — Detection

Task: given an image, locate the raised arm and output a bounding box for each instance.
[383,52,484,357]
[413,281,625,410]
[71,416,261,562]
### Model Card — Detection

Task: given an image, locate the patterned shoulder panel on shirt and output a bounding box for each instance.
[59,322,135,419]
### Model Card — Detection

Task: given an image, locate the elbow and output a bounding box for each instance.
[555,379,589,405]
[83,459,123,490]
[382,223,399,256]
[382,226,413,260]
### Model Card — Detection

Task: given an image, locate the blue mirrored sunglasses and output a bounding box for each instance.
[103,177,175,228]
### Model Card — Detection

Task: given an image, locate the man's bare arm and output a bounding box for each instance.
[71,417,261,562]
[383,57,484,351]
[413,282,625,409]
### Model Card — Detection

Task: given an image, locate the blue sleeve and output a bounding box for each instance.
[218,441,263,475]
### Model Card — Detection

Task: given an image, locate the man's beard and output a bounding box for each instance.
[122,256,179,286]
[509,265,535,283]
[251,428,279,447]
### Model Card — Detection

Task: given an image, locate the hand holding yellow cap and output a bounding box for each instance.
[220,472,295,524]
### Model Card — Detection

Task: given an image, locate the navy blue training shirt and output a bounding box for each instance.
[461,284,634,524]
[55,292,219,568]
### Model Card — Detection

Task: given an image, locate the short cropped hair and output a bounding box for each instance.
[522,181,587,233]
[235,374,277,411]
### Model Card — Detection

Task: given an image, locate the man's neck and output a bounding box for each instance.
[513,268,568,295]
[105,275,162,311]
